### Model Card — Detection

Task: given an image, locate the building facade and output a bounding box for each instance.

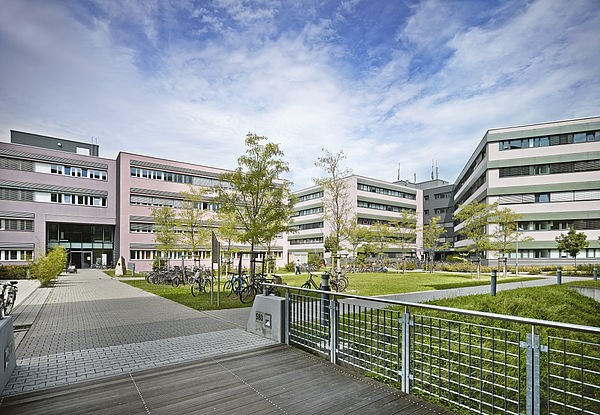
[2,116,599,271]
[0,131,116,268]
[289,175,422,265]
[453,116,600,265]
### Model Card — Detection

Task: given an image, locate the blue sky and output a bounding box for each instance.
[1,0,599,189]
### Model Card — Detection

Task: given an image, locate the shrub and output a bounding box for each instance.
[283,262,295,273]
[31,246,67,287]
[0,265,30,279]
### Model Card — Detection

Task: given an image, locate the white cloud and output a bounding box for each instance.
[0,0,598,190]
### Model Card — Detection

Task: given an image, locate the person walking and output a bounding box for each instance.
[295,258,301,275]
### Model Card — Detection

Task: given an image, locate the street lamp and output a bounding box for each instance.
[515,227,523,276]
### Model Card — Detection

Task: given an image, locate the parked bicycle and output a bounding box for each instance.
[301,269,321,290]
[224,272,248,297]
[0,280,18,317]
[190,269,213,297]
[239,274,282,304]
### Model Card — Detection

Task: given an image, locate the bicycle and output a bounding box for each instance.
[190,269,213,297]
[239,274,282,304]
[330,271,348,292]
[301,270,321,290]
[224,272,247,297]
[0,280,18,317]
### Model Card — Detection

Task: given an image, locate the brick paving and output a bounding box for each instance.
[2,269,272,397]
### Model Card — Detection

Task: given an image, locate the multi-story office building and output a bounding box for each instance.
[289,175,422,264]
[453,116,600,265]
[404,178,455,261]
[0,131,116,268]
[2,116,599,271]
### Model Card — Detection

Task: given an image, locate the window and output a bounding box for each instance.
[535,193,550,203]
[499,129,600,150]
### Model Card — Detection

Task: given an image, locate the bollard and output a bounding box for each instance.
[594,264,598,281]
[490,269,497,296]
[557,267,562,286]
[321,271,330,326]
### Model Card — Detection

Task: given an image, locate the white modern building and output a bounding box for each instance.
[289,175,422,264]
[453,116,600,265]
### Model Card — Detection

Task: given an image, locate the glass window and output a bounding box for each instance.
[574,133,586,143]
[535,193,550,203]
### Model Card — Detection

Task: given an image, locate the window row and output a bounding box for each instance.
[518,219,600,231]
[289,237,324,245]
[291,221,323,231]
[357,201,416,214]
[499,159,600,177]
[454,174,486,207]
[294,206,323,217]
[130,250,212,260]
[498,189,600,205]
[434,192,452,199]
[508,249,600,259]
[297,191,323,202]
[0,250,33,261]
[357,183,416,200]
[51,193,107,207]
[499,130,600,151]
[0,218,34,232]
[130,167,225,188]
[130,195,218,211]
[454,147,487,193]
[50,164,107,180]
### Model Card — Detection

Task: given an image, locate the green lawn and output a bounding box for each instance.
[280,271,540,297]
[120,271,541,311]
[122,279,253,311]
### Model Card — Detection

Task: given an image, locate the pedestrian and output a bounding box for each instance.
[295,258,301,274]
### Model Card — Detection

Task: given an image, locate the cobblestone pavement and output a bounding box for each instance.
[2,269,273,397]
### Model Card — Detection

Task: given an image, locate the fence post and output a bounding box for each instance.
[401,308,411,394]
[321,272,330,327]
[523,331,541,415]
[491,269,497,296]
[284,288,290,345]
[556,267,562,286]
[329,296,338,364]
[594,264,598,281]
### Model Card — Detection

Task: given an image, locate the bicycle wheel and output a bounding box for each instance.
[171,277,180,287]
[239,285,256,303]
[301,281,311,289]
[338,277,347,292]
[202,277,212,293]
[3,287,15,315]
[330,280,339,292]
[191,281,202,297]
[224,280,233,296]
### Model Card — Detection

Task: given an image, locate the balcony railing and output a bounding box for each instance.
[269,284,600,415]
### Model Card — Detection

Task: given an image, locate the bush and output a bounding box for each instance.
[0,265,30,279]
[283,262,295,273]
[31,246,67,287]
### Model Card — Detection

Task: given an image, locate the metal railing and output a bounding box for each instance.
[271,284,600,415]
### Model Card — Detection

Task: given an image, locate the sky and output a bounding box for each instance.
[1,0,599,190]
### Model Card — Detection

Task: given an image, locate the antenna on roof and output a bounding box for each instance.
[431,160,434,180]
[413,173,417,183]
[397,163,401,181]
[435,161,439,180]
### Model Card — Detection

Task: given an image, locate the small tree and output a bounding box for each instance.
[556,227,588,269]
[31,246,67,287]
[180,186,212,267]
[370,222,394,266]
[392,210,417,273]
[151,205,179,268]
[422,216,449,273]
[491,207,532,277]
[454,200,499,279]
[346,217,372,267]
[215,133,295,277]
[315,149,353,257]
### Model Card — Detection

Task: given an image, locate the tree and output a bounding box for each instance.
[151,205,179,268]
[179,186,212,267]
[31,246,67,287]
[370,221,394,266]
[346,217,372,267]
[422,216,449,273]
[453,200,499,279]
[215,133,295,277]
[491,207,532,277]
[315,149,353,257]
[556,227,588,269]
[391,210,417,273]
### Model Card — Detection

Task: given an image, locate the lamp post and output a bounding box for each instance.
[515,227,523,276]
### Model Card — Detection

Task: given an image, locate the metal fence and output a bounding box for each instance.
[278,285,600,415]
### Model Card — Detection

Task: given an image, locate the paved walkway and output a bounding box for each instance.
[2,269,271,396]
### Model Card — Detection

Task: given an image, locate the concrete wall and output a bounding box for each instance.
[0,316,16,395]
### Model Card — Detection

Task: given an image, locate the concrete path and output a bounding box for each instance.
[2,269,272,397]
